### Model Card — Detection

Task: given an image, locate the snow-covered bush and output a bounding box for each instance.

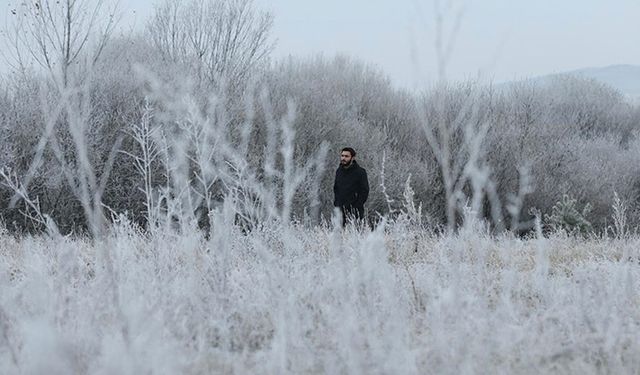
[547,194,594,234]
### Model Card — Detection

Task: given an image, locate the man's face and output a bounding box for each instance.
[340,151,354,166]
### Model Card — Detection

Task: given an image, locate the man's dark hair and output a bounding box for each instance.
[341,147,356,157]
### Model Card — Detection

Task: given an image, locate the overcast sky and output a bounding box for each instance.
[3,0,640,88]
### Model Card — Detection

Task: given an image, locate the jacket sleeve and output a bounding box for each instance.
[333,171,338,207]
[357,169,369,206]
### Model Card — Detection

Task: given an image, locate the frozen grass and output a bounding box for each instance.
[1,216,639,374]
[4,2,639,373]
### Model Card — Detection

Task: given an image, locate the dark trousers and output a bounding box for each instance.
[340,205,365,227]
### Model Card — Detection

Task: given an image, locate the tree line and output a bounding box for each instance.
[1,0,639,235]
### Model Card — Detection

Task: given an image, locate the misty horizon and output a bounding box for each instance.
[2,0,640,88]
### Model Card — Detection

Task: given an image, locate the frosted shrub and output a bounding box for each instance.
[547,194,593,234]
[611,192,628,239]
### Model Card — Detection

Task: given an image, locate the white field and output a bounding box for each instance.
[1,217,639,374]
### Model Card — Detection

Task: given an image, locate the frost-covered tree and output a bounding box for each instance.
[146,0,273,94]
[3,0,119,89]
[1,0,122,236]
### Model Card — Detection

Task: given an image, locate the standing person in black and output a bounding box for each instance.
[333,147,369,226]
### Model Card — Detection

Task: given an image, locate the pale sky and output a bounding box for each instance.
[3,0,640,88]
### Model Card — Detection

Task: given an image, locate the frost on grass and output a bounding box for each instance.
[1,218,639,374]
[2,2,640,373]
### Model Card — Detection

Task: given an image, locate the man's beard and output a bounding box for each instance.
[340,160,353,168]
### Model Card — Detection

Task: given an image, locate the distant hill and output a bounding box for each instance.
[564,64,640,98]
[502,64,640,102]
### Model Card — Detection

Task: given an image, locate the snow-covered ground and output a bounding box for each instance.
[1,218,639,374]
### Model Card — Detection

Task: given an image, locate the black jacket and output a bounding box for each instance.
[333,161,369,209]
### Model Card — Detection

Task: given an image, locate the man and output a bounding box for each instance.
[333,147,369,226]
